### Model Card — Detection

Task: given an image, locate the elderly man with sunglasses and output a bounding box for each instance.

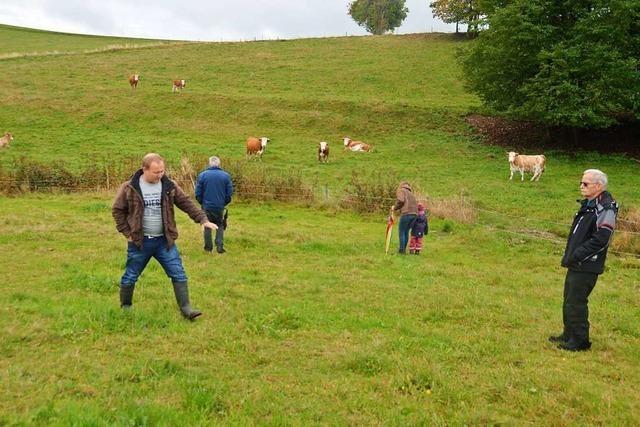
[549,169,618,351]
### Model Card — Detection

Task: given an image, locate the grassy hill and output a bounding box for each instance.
[0,24,182,57]
[0,27,639,425]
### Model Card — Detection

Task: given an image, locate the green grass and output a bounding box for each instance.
[0,27,639,424]
[0,195,639,425]
[0,24,182,57]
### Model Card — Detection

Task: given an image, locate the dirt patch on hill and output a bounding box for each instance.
[466,114,640,159]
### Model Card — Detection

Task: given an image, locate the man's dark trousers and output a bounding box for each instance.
[204,209,225,252]
[563,270,599,344]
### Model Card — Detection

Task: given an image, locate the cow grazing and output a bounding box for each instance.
[172,79,186,93]
[246,136,269,158]
[128,74,139,91]
[0,132,13,148]
[343,137,371,152]
[318,141,329,163]
[508,151,546,181]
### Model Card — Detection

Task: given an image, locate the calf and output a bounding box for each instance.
[508,151,546,181]
[318,141,329,163]
[128,74,139,91]
[172,79,186,93]
[0,132,13,147]
[343,137,371,152]
[0,132,13,148]
[246,136,269,158]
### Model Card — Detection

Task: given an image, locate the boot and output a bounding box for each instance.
[120,285,135,309]
[548,333,567,343]
[558,339,591,352]
[172,282,202,320]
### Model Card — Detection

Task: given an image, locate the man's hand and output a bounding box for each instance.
[202,221,218,230]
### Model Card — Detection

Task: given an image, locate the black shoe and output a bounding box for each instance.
[558,340,591,352]
[216,247,226,254]
[548,334,567,343]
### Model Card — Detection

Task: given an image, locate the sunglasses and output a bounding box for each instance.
[580,181,595,187]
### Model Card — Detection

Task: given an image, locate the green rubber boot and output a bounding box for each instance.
[172,282,202,320]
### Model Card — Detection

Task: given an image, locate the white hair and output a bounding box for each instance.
[208,156,221,168]
[583,169,607,188]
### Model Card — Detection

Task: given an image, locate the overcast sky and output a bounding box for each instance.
[0,0,457,42]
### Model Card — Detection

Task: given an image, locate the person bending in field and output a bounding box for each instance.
[409,203,428,255]
[392,181,418,254]
[112,153,217,320]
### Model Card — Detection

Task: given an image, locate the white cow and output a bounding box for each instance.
[318,141,329,163]
[343,137,371,152]
[508,151,546,181]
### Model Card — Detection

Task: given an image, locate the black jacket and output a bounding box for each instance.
[561,191,617,274]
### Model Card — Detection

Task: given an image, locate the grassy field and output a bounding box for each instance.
[0,24,183,58]
[0,25,639,425]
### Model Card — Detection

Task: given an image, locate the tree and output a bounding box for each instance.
[429,0,508,34]
[349,0,409,35]
[430,0,476,34]
[460,0,640,128]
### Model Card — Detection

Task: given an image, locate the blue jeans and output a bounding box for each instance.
[398,214,417,254]
[204,209,225,251]
[120,236,187,287]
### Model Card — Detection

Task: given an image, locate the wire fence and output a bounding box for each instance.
[0,163,638,258]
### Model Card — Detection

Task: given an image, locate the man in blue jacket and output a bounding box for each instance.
[550,169,617,351]
[195,156,234,254]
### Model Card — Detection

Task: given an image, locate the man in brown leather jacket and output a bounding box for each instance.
[112,153,217,320]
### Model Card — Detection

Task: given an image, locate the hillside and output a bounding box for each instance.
[1,30,638,218]
[0,23,183,57]
[0,27,639,425]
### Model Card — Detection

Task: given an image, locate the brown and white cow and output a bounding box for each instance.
[128,74,139,91]
[318,141,329,163]
[343,137,371,152]
[246,136,269,158]
[172,79,186,93]
[508,151,546,181]
[0,132,13,148]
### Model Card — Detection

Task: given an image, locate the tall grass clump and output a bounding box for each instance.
[612,205,640,254]
[341,171,399,213]
[421,191,478,224]
[223,159,314,203]
[0,156,316,204]
[0,157,139,194]
[11,158,77,193]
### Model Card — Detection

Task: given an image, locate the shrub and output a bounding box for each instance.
[342,171,398,213]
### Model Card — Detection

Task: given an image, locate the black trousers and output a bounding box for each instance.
[563,270,599,343]
[204,209,225,251]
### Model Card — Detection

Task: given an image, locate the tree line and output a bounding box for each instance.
[349,0,640,132]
